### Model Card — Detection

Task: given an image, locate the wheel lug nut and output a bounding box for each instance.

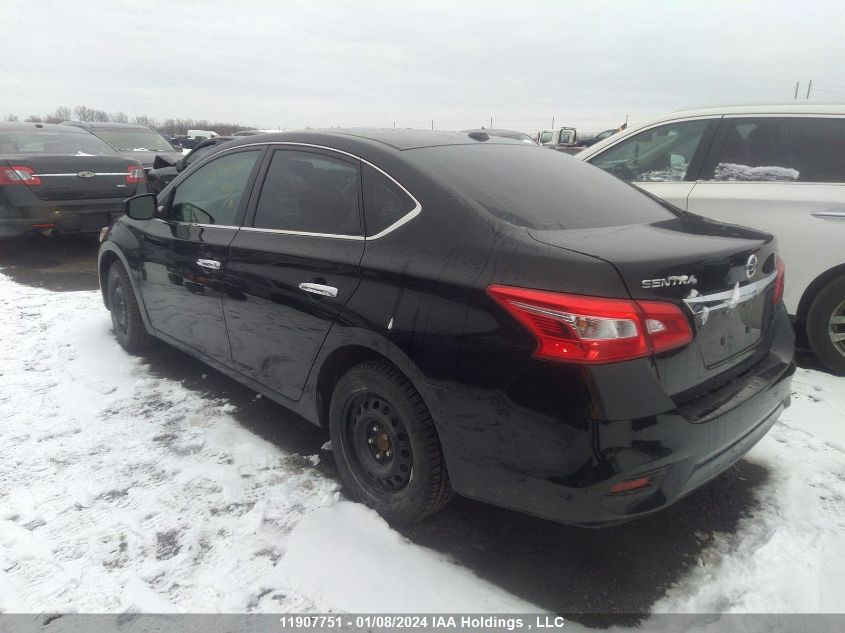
[386,450,392,457]
[368,437,375,444]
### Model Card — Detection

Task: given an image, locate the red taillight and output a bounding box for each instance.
[609,475,652,494]
[773,256,785,306]
[126,165,145,184]
[487,285,693,364]
[0,165,41,186]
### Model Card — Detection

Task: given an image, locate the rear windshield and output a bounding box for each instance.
[0,130,116,155]
[408,144,676,230]
[94,128,175,152]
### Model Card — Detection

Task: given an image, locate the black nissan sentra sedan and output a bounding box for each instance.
[98,129,795,526]
[0,123,146,237]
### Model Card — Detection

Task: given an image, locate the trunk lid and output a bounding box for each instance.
[529,214,780,396]
[8,155,142,200]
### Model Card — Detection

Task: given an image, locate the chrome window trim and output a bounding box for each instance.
[152,218,240,230]
[682,272,777,315]
[239,226,364,241]
[185,141,422,240]
[32,172,128,177]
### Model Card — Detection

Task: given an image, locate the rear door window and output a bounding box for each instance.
[251,149,362,236]
[590,119,713,183]
[703,117,845,183]
[362,164,417,236]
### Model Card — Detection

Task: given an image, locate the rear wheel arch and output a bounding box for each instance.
[316,345,401,428]
[98,250,120,308]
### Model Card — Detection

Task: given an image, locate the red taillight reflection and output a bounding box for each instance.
[0,165,41,186]
[773,256,785,306]
[487,285,693,364]
[126,165,145,184]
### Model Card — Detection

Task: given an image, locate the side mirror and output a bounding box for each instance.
[125,193,157,220]
[175,156,187,173]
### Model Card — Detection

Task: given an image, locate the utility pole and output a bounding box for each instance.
[794,81,800,100]
[806,79,813,99]
[490,117,493,128]
[431,119,434,130]
[551,116,555,128]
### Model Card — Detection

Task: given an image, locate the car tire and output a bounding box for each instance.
[107,261,151,353]
[329,360,454,524]
[806,276,845,376]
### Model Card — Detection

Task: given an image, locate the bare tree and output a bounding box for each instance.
[73,105,95,122]
[133,114,158,128]
[31,104,252,135]
[3,113,19,122]
[43,106,71,124]
[25,115,44,123]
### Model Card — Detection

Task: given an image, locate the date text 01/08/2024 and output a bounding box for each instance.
[277,615,567,630]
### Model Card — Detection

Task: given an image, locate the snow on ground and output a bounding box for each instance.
[0,273,534,613]
[0,270,843,617]
[652,369,845,613]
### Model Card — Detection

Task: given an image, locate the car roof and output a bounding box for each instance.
[663,103,845,118]
[227,128,527,151]
[460,128,531,136]
[0,122,92,134]
[62,121,158,131]
[577,103,845,158]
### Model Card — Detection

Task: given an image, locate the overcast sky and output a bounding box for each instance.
[2,0,843,133]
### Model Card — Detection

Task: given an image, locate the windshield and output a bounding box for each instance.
[0,130,117,155]
[94,128,175,152]
[409,144,676,230]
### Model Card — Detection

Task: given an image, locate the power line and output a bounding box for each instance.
[810,87,845,96]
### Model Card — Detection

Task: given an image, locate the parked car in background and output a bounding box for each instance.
[187,129,218,140]
[162,134,182,148]
[460,128,538,144]
[536,126,581,154]
[146,136,236,194]
[62,121,183,171]
[99,129,793,526]
[577,128,617,147]
[0,122,145,237]
[578,104,845,374]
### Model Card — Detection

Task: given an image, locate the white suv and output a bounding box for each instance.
[578,104,845,374]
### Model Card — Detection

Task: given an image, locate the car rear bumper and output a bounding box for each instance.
[0,202,124,237]
[435,304,795,526]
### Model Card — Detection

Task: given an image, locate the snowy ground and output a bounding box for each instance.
[0,271,843,617]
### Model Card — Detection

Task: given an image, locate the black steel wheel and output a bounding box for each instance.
[107,261,150,353]
[806,276,845,376]
[329,360,454,523]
